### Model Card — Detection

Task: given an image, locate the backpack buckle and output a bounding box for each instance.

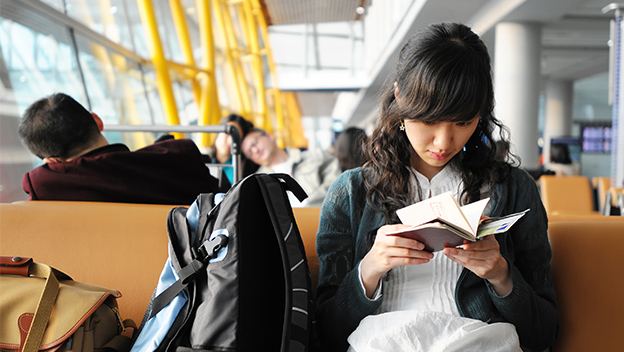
[197,234,229,262]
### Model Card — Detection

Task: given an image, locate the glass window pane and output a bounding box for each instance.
[73,35,166,147]
[0,13,85,114]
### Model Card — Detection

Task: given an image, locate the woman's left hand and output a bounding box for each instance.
[442,235,512,296]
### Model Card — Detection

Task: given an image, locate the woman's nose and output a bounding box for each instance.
[433,125,453,151]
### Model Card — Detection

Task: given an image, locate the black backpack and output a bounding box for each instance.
[131,173,315,352]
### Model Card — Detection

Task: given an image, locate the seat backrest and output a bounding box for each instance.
[0,201,173,324]
[548,214,624,222]
[293,207,321,296]
[539,175,599,216]
[593,177,613,213]
[0,202,323,323]
[548,220,624,351]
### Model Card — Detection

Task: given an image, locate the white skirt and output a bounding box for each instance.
[347,311,522,352]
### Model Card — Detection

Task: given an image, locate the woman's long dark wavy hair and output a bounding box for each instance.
[362,22,517,223]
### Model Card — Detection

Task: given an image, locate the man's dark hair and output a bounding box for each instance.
[219,114,254,140]
[18,93,100,159]
[550,142,572,164]
[335,127,368,172]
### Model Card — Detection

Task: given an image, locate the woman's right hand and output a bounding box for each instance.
[360,224,434,298]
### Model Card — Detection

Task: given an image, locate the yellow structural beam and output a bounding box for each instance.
[136,0,182,136]
[169,0,202,106]
[284,91,307,149]
[124,0,305,149]
[212,0,252,117]
[249,0,287,147]
[197,0,222,146]
[241,0,270,131]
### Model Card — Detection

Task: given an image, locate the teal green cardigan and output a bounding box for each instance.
[315,167,559,352]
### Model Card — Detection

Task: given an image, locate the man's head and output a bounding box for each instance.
[335,127,368,172]
[19,93,105,162]
[213,114,254,159]
[241,128,279,166]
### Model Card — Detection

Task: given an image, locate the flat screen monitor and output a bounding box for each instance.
[580,123,612,154]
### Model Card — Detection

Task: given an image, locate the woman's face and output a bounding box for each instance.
[404,116,479,179]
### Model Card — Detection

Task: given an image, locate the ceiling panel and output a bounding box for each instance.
[261,0,369,25]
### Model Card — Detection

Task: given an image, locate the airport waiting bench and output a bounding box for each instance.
[0,200,320,326]
[1,201,624,351]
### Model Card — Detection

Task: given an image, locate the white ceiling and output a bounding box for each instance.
[262,0,617,126]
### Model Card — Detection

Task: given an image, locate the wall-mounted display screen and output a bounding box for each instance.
[581,123,612,153]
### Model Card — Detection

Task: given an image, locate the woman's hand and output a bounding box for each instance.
[443,235,512,296]
[360,224,434,298]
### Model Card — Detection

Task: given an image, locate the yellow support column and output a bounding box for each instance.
[250,0,284,141]
[137,0,181,130]
[241,0,270,132]
[285,92,307,149]
[170,0,202,105]
[197,0,222,146]
[212,0,252,117]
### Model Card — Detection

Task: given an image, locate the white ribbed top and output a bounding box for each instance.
[376,165,472,316]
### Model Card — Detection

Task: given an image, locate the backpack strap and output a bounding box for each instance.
[255,174,311,351]
[263,173,308,202]
[148,194,224,320]
[147,234,228,319]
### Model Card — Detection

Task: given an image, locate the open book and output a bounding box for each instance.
[388,191,529,252]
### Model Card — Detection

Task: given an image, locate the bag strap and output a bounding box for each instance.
[255,174,310,351]
[21,262,61,352]
[263,173,308,202]
[147,234,228,319]
[0,257,74,352]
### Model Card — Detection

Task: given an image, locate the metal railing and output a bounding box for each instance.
[104,124,242,183]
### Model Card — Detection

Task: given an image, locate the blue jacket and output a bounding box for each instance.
[315,167,558,352]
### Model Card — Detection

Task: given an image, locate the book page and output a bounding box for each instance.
[476,209,530,237]
[459,198,490,236]
[396,191,475,235]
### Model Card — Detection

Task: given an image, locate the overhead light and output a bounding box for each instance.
[110,6,118,14]
[356,6,365,15]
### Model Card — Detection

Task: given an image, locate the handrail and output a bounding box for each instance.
[104,124,241,182]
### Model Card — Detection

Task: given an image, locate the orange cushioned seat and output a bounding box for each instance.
[539,175,600,216]
[548,220,624,351]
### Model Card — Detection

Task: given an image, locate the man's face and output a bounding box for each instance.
[242,131,274,166]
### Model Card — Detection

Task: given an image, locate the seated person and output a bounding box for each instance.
[545,142,579,176]
[315,22,557,352]
[241,128,340,207]
[19,93,222,205]
[334,127,368,172]
[206,113,259,185]
[493,140,510,162]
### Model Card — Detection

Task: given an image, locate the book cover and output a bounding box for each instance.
[389,192,529,252]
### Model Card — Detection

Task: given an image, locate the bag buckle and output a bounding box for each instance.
[196,234,229,263]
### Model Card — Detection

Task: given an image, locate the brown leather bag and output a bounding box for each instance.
[0,256,135,352]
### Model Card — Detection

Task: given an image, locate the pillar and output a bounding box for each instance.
[494,22,542,169]
[543,79,574,165]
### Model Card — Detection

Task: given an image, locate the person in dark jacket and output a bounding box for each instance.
[315,22,558,352]
[19,93,221,205]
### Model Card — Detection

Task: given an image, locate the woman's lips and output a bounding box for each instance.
[429,151,451,161]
